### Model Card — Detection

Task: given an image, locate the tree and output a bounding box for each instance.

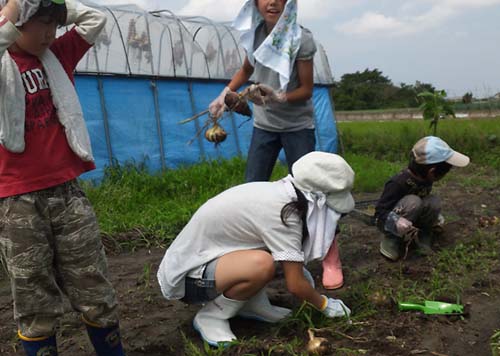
[462,92,474,104]
[331,68,437,110]
[332,68,394,110]
[418,90,455,135]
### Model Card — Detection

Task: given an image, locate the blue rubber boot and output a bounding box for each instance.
[18,332,58,356]
[85,323,125,356]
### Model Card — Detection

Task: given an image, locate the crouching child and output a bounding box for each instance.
[157,152,354,346]
[374,136,470,261]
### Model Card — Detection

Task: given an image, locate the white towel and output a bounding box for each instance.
[232,0,302,90]
[281,175,341,263]
[0,50,94,161]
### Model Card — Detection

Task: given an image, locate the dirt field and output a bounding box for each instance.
[0,167,499,356]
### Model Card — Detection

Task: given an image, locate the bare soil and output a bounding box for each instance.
[1,167,499,355]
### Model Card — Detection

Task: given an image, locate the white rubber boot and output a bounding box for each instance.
[238,288,291,323]
[193,294,246,346]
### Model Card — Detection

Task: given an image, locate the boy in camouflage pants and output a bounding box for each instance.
[0,0,124,355]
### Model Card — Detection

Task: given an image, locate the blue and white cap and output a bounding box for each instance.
[412,136,470,167]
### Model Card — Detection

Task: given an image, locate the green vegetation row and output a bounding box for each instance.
[338,118,500,169]
[84,118,498,242]
[85,155,401,243]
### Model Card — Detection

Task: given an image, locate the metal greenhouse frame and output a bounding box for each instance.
[68,1,338,180]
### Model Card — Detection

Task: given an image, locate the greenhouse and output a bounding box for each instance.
[69,1,338,180]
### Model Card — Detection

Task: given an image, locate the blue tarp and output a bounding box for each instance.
[76,76,337,180]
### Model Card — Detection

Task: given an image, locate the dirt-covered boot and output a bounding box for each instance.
[193,294,246,346]
[415,230,433,256]
[84,322,125,356]
[238,288,291,323]
[322,239,344,290]
[19,332,58,356]
[380,233,402,261]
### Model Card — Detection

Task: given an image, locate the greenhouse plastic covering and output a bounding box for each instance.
[63,1,338,180]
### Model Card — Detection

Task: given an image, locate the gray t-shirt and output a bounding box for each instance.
[157,180,304,300]
[252,23,317,132]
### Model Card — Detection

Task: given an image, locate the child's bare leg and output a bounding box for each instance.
[193,250,275,345]
[215,250,275,300]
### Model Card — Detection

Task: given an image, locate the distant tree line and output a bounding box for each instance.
[331,68,436,110]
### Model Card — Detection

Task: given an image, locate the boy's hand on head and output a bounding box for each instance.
[0,0,12,11]
[0,0,41,26]
[396,217,413,235]
[0,0,19,22]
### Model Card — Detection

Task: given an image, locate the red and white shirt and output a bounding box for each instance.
[0,28,95,198]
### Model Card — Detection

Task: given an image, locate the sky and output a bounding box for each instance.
[100,0,500,98]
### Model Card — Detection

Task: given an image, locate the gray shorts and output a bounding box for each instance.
[181,259,219,304]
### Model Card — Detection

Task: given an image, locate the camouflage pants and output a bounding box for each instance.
[0,180,118,338]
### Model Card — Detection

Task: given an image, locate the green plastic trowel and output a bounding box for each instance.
[398,301,464,315]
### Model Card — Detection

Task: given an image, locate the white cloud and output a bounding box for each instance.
[337,12,406,35]
[298,0,361,21]
[177,0,243,21]
[176,0,355,21]
[337,0,500,36]
[443,0,500,7]
[99,0,153,10]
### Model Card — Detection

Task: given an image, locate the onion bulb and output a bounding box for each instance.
[306,329,329,355]
[205,124,227,144]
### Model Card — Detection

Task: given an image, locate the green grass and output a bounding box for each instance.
[344,153,401,192]
[83,118,498,247]
[84,154,402,241]
[454,164,500,190]
[336,108,420,115]
[83,158,248,241]
[338,118,500,168]
[386,230,499,305]
[492,329,500,356]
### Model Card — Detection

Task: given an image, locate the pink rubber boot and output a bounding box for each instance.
[322,238,343,290]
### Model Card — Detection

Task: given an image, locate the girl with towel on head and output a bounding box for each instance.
[209,0,316,183]
[210,0,345,293]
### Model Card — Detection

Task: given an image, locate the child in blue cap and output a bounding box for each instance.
[374,136,470,261]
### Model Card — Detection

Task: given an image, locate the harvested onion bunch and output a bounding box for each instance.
[204,123,227,144]
[224,91,252,117]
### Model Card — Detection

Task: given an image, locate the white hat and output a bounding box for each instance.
[292,152,355,213]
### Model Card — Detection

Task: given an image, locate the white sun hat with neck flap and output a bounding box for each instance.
[292,152,355,214]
